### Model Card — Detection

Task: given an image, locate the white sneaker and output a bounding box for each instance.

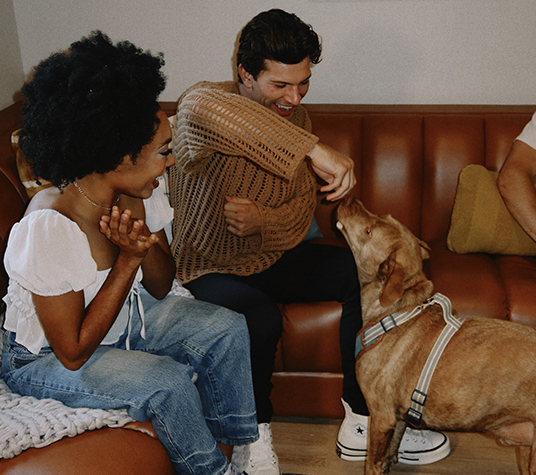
[232,423,281,475]
[398,428,450,465]
[336,398,368,461]
[336,399,451,465]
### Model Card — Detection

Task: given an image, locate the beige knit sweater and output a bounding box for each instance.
[169,81,319,283]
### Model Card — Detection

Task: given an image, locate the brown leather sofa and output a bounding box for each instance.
[1,100,535,473]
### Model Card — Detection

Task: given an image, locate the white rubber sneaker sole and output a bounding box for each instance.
[397,431,451,465]
[336,440,367,462]
[337,431,451,465]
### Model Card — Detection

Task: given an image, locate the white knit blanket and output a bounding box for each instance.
[0,378,134,459]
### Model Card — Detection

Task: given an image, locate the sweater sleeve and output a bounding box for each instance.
[257,160,317,251]
[173,83,319,180]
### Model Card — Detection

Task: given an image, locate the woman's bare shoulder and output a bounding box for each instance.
[25,187,63,215]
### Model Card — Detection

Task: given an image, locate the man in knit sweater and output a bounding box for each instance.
[169,9,450,474]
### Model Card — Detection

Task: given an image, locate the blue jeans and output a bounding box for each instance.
[2,294,258,474]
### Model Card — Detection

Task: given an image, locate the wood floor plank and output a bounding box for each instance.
[272,419,519,475]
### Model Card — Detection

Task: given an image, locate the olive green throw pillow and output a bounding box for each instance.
[447,164,536,255]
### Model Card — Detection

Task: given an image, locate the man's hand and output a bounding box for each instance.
[308,142,356,201]
[224,196,262,237]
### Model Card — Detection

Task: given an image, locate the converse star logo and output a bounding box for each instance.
[354,423,367,438]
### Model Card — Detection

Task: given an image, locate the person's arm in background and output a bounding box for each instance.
[498,139,536,242]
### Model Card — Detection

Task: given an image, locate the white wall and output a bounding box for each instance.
[7,0,536,105]
[0,0,24,110]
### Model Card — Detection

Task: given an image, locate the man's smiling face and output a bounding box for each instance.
[238,57,311,119]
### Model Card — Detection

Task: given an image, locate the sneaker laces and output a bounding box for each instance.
[403,429,432,448]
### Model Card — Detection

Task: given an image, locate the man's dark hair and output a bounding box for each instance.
[19,31,166,187]
[236,9,322,82]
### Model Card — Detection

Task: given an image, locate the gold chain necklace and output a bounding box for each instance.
[73,181,119,212]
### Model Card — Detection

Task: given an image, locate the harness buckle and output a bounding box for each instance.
[405,407,425,428]
[411,389,427,407]
[406,386,428,428]
[380,314,397,333]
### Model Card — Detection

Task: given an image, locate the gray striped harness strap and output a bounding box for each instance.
[354,293,464,428]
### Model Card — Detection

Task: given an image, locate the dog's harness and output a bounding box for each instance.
[354,293,464,428]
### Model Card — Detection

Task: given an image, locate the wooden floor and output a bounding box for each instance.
[271,417,519,475]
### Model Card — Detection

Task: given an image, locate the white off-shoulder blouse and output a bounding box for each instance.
[3,179,174,355]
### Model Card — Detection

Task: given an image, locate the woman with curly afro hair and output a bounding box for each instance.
[2,31,258,475]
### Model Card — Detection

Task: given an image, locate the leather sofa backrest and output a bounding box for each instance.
[305,105,534,245]
[1,102,535,309]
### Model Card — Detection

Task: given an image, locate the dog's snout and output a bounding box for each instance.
[337,195,367,221]
[337,195,355,215]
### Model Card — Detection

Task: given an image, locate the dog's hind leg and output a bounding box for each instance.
[493,422,535,475]
[524,431,536,475]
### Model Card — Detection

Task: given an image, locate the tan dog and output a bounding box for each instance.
[336,195,536,475]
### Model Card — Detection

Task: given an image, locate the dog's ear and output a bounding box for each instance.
[419,240,431,261]
[378,251,405,307]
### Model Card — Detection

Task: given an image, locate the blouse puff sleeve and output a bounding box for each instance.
[5,209,98,297]
[3,209,99,354]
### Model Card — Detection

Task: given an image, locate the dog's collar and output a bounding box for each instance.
[354,293,464,428]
